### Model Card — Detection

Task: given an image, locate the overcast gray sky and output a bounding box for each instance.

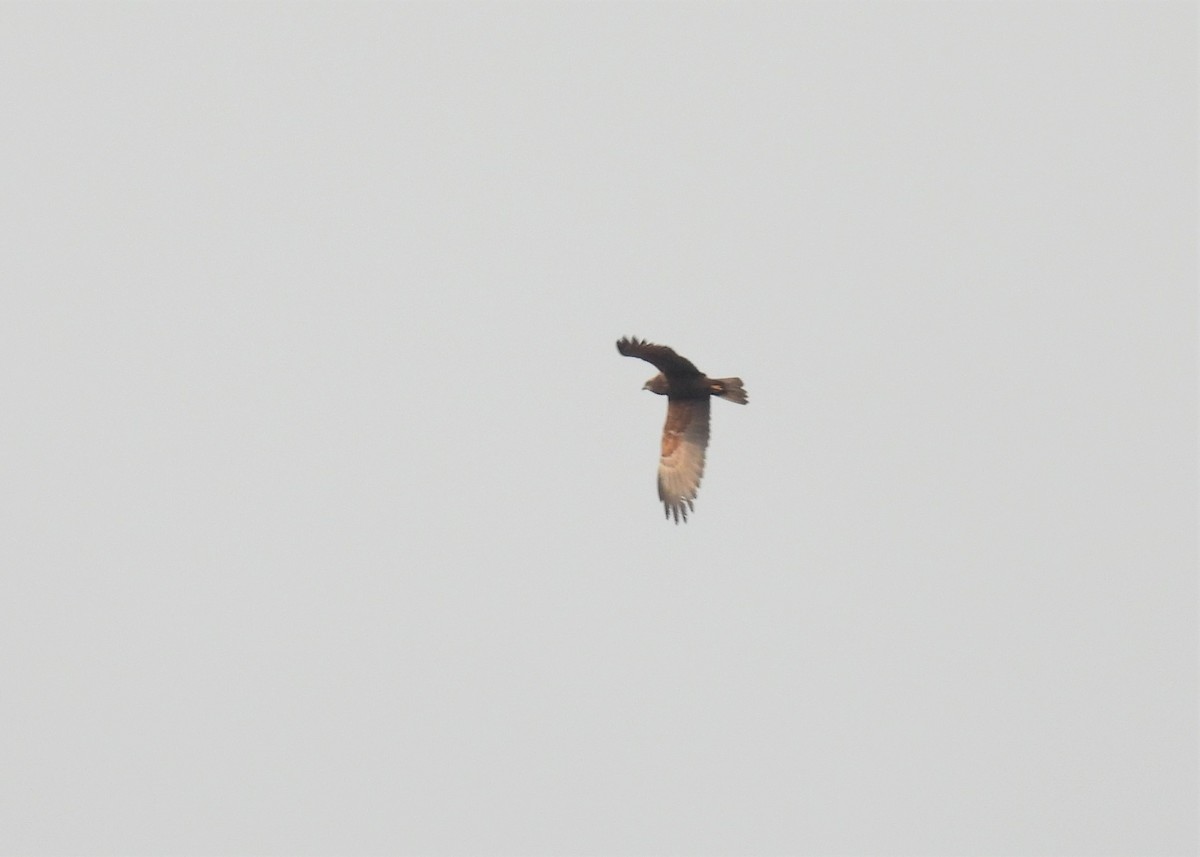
[2,3,1195,855]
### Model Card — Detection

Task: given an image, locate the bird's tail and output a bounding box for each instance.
[710,377,748,404]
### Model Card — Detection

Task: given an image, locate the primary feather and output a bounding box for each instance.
[616,336,702,378]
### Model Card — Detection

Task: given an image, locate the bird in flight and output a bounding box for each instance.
[616,337,747,523]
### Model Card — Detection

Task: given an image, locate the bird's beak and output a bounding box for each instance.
[641,382,650,391]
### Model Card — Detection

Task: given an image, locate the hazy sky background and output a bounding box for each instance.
[2,3,1195,855]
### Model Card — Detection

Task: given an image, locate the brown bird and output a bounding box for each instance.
[617,336,747,522]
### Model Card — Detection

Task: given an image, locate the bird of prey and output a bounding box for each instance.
[616,336,747,522]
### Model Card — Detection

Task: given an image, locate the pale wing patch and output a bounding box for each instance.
[657,397,711,523]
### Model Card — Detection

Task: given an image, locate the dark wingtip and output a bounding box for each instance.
[663,500,691,523]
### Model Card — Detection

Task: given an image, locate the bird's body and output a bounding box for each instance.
[616,337,747,522]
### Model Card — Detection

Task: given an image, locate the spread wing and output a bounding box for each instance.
[616,336,702,379]
[657,397,711,523]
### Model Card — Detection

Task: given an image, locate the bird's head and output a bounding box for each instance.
[642,374,669,396]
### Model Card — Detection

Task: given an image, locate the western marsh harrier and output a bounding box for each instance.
[617,337,747,522]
